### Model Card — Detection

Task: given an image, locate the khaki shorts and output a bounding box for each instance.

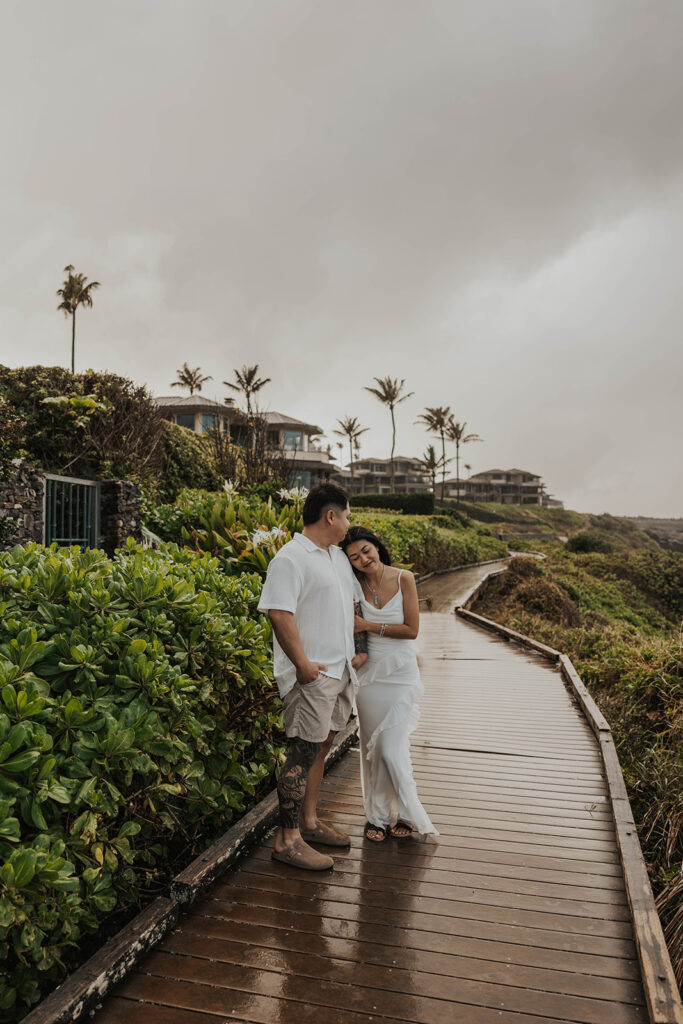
[283,668,353,744]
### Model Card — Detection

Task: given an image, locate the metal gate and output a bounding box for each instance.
[44,474,99,549]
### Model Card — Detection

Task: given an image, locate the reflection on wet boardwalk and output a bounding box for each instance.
[94,565,650,1024]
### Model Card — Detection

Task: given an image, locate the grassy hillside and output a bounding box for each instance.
[474,545,683,983]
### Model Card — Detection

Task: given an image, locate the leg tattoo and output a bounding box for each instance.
[277,737,321,829]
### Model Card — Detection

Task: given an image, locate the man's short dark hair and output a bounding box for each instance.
[302,483,350,525]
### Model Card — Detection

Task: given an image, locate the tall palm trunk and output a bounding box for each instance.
[71,310,76,373]
[440,429,447,501]
[455,442,460,505]
[348,438,354,477]
[390,406,396,490]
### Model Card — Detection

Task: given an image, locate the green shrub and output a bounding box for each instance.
[474,546,683,984]
[156,422,222,501]
[0,366,164,484]
[0,542,284,1020]
[350,510,507,574]
[351,492,435,515]
[566,530,613,553]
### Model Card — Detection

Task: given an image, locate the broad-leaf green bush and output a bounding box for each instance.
[0,542,284,1021]
[143,488,306,577]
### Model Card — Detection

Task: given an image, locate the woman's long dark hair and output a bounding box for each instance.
[340,525,392,571]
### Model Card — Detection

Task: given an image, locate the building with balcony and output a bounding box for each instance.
[334,456,431,496]
[154,397,333,489]
[155,394,235,433]
[443,468,551,505]
[259,412,333,488]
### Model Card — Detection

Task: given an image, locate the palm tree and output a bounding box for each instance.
[464,462,472,478]
[223,364,271,418]
[418,444,451,494]
[56,264,100,373]
[364,377,414,490]
[446,418,483,504]
[171,363,213,395]
[334,415,368,478]
[415,406,451,500]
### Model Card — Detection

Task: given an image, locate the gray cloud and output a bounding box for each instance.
[1,0,682,514]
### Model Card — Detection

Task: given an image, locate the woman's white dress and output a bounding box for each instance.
[354,572,438,835]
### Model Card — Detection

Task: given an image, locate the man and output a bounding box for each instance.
[258,482,367,870]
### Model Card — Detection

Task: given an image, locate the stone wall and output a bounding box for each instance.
[99,479,142,555]
[1,462,141,554]
[0,460,45,547]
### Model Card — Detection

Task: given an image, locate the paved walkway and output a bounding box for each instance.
[94,565,648,1024]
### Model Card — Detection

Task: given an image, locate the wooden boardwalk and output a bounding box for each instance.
[93,566,656,1024]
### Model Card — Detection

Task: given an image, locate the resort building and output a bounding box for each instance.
[155,394,235,434]
[334,456,431,496]
[443,468,555,506]
[154,396,333,488]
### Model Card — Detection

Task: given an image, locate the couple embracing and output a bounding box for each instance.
[258,482,437,871]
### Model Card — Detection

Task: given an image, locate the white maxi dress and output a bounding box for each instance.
[354,571,438,835]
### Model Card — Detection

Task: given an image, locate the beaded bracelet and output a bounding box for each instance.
[379,623,388,638]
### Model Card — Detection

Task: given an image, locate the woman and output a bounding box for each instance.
[340,525,438,842]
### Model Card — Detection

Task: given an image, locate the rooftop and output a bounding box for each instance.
[155,394,234,409]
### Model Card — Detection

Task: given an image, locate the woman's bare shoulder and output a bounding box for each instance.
[399,568,418,591]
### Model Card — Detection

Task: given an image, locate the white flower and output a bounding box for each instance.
[223,479,238,496]
[278,486,309,502]
[251,526,288,547]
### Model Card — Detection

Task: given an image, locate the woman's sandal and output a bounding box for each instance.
[364,822,388,843]
[390,820,413,838]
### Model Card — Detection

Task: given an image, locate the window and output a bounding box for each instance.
[201,414,218,432]
[175,414,195,430]
[293,470,312,488]
[283,430,304,450]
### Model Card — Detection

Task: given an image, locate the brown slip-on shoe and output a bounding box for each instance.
[300,820,351,847]
[271,837,334,871]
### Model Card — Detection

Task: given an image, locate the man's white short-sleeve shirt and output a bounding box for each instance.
[257,532,357,698]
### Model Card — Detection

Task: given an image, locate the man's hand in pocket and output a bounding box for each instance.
[296,660,328,685]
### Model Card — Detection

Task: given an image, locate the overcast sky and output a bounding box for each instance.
[1,0,682,516]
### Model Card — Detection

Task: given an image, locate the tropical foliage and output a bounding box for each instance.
[418,444,450,493]
[56,265,100,374]
[364,377,414,490]
[444,418,482,502]
[170,363,212,395]
[415,405,451,499]
[334,416,368,477]
[156,422,223,502]
[181,491,305,576]
[223,364,271,418]
[0,398,23,485]
[0,367,164,484]
[0,541,284,1020]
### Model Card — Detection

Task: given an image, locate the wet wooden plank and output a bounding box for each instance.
[203,885,641,974]
[121,953,649,1024]
[192,898,644,999]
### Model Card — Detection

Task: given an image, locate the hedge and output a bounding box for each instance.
[349,510,508,575]
[0,542,284,1021]
[350,492,435,515]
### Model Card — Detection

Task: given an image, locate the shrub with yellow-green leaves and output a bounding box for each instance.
[0,541,283,1021]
